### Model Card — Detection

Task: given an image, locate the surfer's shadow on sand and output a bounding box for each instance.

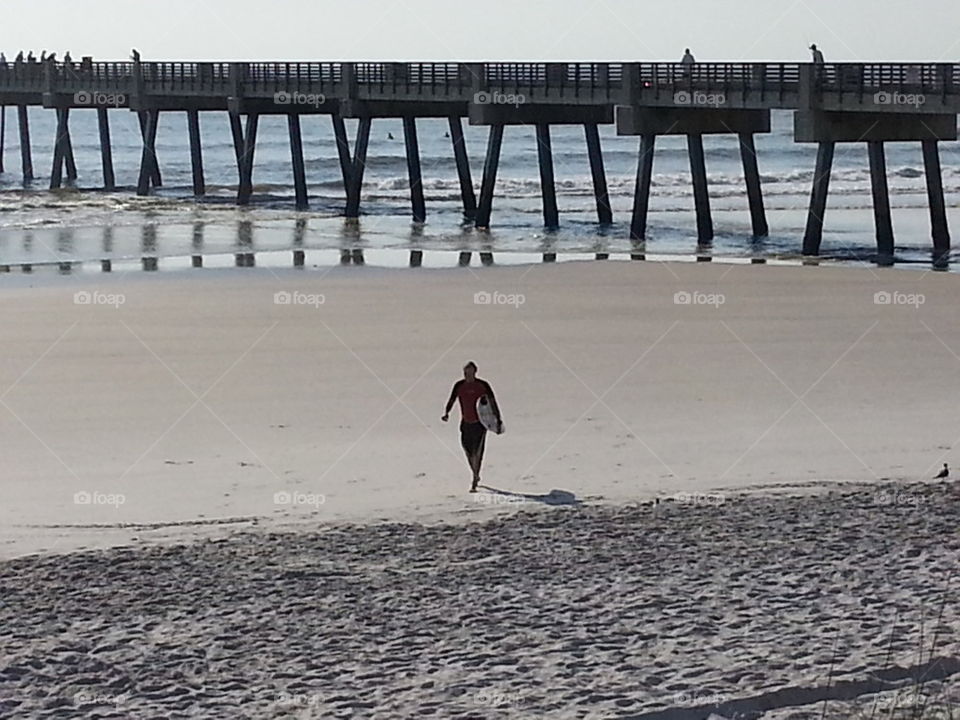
[478,487,582,506]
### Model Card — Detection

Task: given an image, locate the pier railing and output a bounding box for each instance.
[0,61,959,109]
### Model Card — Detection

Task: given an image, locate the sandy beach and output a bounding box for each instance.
[1,258,960,717]
[2,481,959,718]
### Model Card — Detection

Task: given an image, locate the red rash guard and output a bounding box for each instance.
[450,379,495,423]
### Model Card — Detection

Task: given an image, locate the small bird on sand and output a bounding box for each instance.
[387,132,395,140]
[934,463,949,479]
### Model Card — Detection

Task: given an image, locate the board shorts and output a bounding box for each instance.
[460,421,487,455]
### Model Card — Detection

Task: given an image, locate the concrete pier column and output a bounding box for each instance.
[228,112,244,178]
[630,134,656,241]
[332,115,352,195]
[867,141,894,263]
[237,113,259,205]
[345,117,371,218]
[136,110,160,196]
[63,110,77,181]
[0,106,5,174]
[50,108,69,189]
[475,124,504,229]
[687,133,713,244]
[287,114,308,210]
[137,111,162,187]
[17,106,33,183]
[921,139,950,260]
[802,141,834,256]
[403,116,426,222]
[448,116,476,220]
[536,124,559,230]
[97,108,115,190]
[187,109,205,196]
[738,132,768,238]
[584,123,612,225]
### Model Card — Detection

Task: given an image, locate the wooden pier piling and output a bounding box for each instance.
[536,124,559,230]
[287,114,308,210]
[475,124,504,229]
[802,141,835,256]
[97,108,115,190]
[187,109,205,196]
[867,141,894,263]
[584,123,612,225]
[448,117,476,220]
[403,116,426,222]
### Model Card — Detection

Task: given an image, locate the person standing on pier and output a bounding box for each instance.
[681,48,696,78]
[442,361,503,493]
[131,48,141,62]
[809,44,824,64]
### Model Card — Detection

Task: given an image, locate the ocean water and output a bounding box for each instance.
[0,108,958,270]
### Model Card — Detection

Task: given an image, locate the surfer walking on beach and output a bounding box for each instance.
[442,361,502,493]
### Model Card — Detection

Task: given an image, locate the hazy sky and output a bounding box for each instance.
[3,1,959,61]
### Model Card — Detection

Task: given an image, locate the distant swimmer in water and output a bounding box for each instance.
[442,361,502,493]
[934,463,949,479]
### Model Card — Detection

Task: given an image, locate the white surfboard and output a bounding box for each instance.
[477,395,504,434]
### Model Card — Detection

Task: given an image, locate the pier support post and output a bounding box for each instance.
[403,116,426,222]
[332,115,352,196]
[475,124,504,229]
[584,123,612,225]
[50,108,69,189]
[63,111,77,182]
[536,124,559,230]
[867,141,894,263]
[449,116,476,220]
[228,112,244,183]
[0,106,5,174]
[17,105,33,183]
[137,111,161,187]
[97,108,115,190]
[187,109,205,196]
[687,133,713,244]
[738,132,768,238]
[630,134,656,241]
[921,139,950,260]
[802,141,834,255]
[237,113,259,205]
[288,114,308,210]
[345,117,371,218]
[136,110,160,196]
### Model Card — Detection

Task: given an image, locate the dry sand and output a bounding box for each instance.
[1,482,958,718]
[1,258,960,718]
